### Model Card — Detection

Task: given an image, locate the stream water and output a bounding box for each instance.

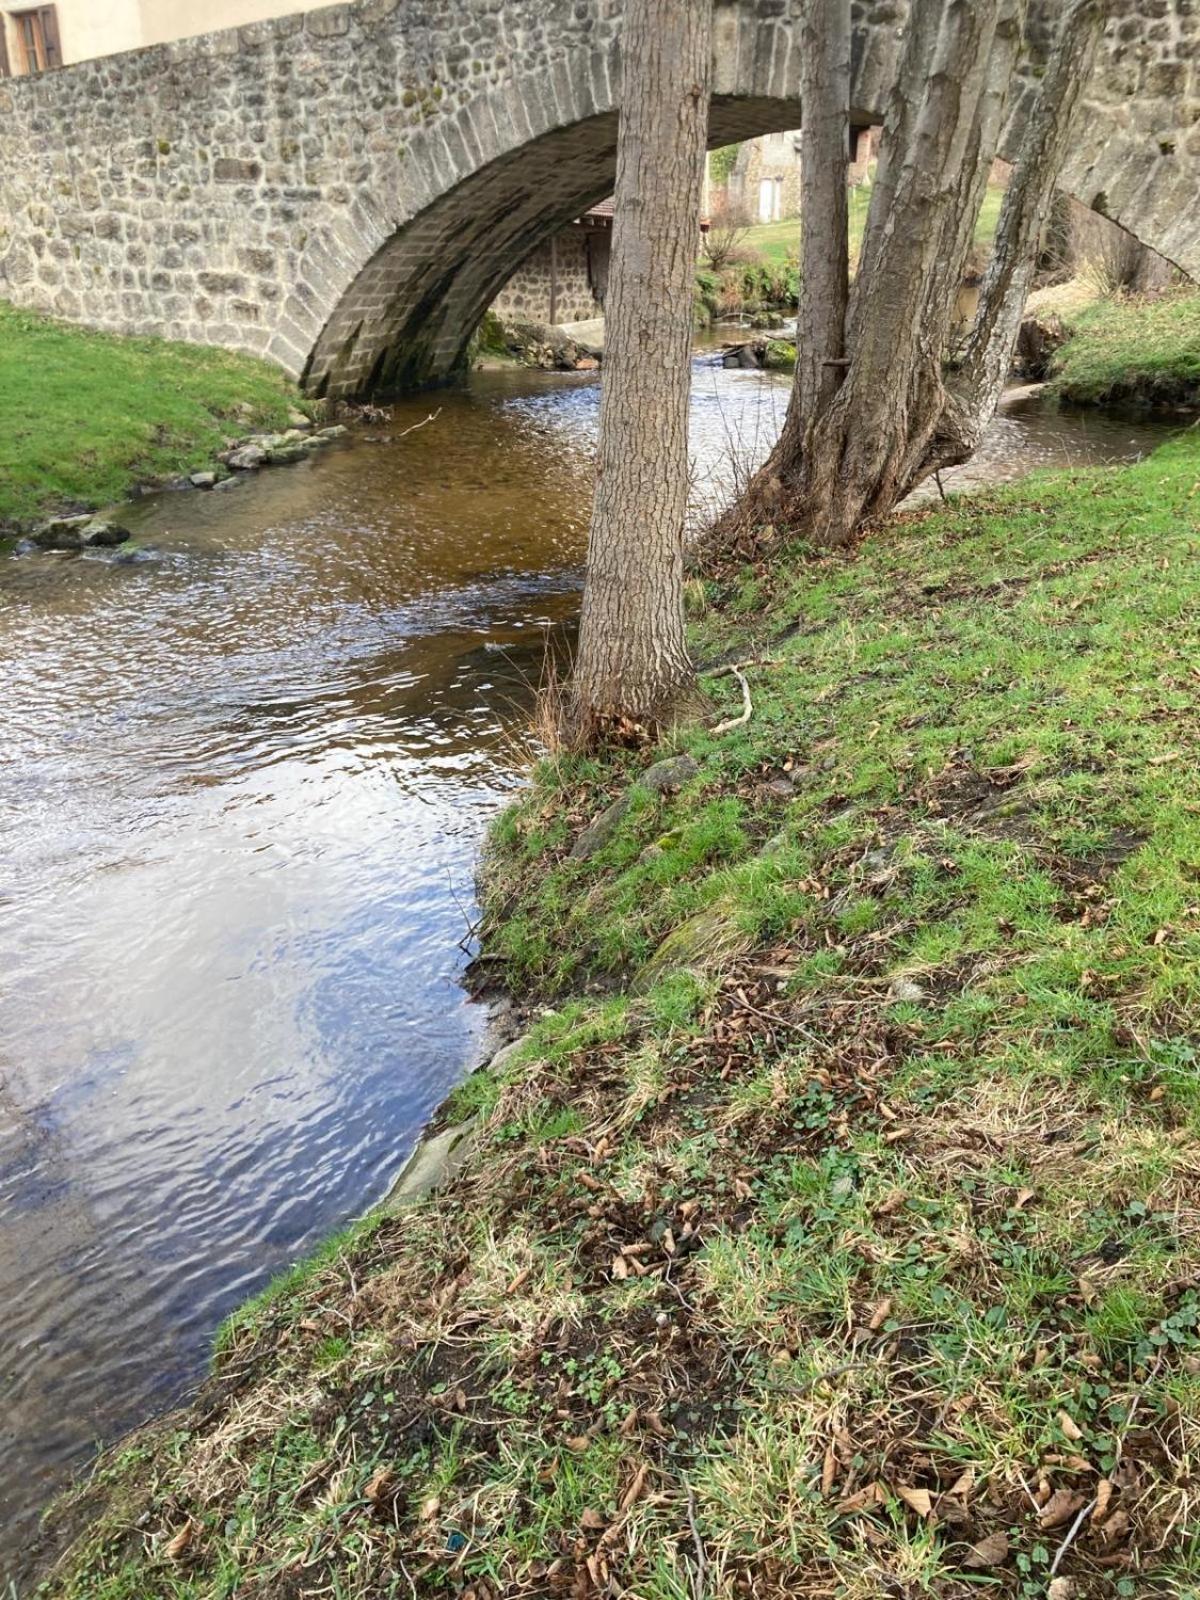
[0,353,1175,1574]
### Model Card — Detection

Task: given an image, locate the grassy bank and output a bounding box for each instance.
[0,302,303,528]
[734,183,1005,270]
[1049,288,1200,408]
[35,428,1200,1598]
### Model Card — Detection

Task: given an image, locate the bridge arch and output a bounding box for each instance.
[0,0,1195,400]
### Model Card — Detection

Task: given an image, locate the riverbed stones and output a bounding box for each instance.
[225,443,267,471]
[32,515,131,551]
[189,471,218,489]
[80,519,133,547]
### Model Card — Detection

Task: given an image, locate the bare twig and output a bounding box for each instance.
[684,1476,706,1599]
[395,407,442,441]
[711,666,752,734]
[1049,1496,1098,1577]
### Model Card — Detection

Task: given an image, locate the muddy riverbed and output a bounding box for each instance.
[0,355,1176,1573]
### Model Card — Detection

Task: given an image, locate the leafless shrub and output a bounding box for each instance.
[703,201,754,272]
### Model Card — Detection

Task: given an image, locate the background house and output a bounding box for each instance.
[718,127,880,224]
[0,0,328,73]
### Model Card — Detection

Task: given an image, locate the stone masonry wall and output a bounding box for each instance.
[491,226,603,327]
[0,0,1195,397]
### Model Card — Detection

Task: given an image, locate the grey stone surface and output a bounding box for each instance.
[189,471,218,489]
[31,516,92,551]
[225,444,266,470]
[80,519,132,547]
[0,0,1195,400]
[570,794,632,861]
[642,754,701,792]
[387,1117,478,1206]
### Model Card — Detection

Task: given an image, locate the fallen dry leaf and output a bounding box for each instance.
[868,1297,893,1332]
[580,1507,606,1531]
[836,1482,885,1515]
[1039,1489,1087,1529]
[962,1530,1009,1568]
[1092,1478,1114,1522]
[165,1518,198,1561]
[364,1468,396,1505]
[947,1466,975,1500]
[1058,1410,1085,1442]
[896,1484,934,1518]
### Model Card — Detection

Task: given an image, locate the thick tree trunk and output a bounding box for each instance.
[710,0,1105,559]
[569,0,713,742]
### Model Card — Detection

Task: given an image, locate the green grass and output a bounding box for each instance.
[0,300,303,527]
[31,430,1200,1599]
[1050,287,1200,406]
[736,181,1006,268]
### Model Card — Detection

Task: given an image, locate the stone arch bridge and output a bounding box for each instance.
[0,0,1195,399]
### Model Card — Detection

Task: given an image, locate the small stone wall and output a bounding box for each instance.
[491,226,605,327]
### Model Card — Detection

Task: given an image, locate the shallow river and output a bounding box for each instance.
[0,354,1173,1573]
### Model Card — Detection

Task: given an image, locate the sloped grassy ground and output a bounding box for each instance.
[1050,290,1200,408]
[0,301,302,528]
[37,432,1200,1600]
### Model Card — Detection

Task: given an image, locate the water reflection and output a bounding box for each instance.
[0,359,1174,1575]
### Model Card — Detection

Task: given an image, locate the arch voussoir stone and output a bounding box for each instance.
[0,0,1195,399]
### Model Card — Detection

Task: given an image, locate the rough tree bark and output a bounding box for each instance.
[569,0,713,742]
[711,0,1107,557]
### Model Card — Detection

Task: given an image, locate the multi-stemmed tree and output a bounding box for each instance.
[569,0,1107,742]
[712,0,1108,554]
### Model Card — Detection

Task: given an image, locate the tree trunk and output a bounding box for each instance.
[709,0,1105,559]
[569,0,713,743]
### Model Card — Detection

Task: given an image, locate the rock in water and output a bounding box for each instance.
[226,444,266,471]
[32,515,130,551]
[80,519,132,548]
[31,515,91,551]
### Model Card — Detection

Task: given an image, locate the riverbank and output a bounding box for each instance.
[1048,287,1200,409]
[34,426,1200,1598]
[0,301,305,530]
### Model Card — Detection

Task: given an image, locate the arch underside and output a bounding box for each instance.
[304,95,815,401]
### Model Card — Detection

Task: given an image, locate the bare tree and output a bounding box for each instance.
[568,0,713,743]
[702,200,753,272]
[711,0,1107,555]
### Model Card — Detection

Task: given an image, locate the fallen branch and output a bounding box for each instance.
[710,665,751,734]
[706,656,786,734]
[395,407,442,441]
